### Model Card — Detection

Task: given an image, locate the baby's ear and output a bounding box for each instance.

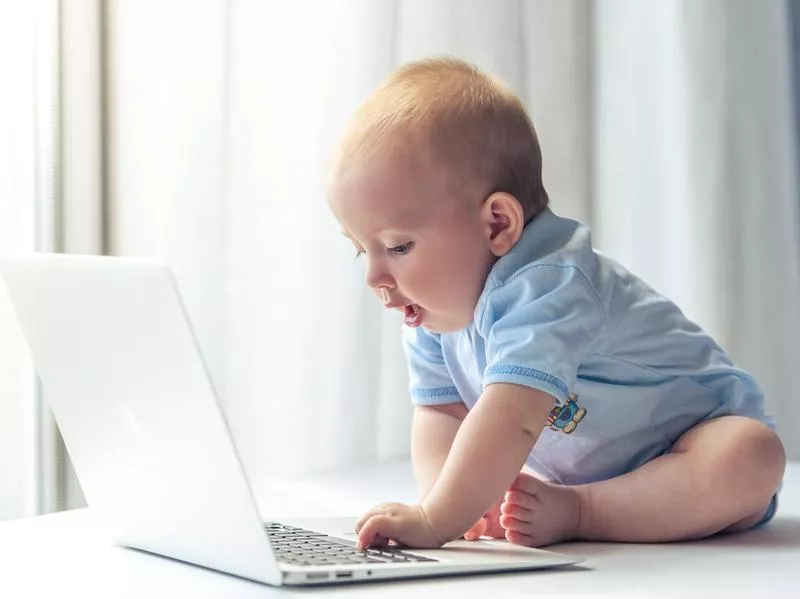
[481,192,524,257]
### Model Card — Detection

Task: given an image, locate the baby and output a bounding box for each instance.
[327,57,786,549]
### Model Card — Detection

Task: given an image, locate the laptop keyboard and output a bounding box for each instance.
[265,522,439,567]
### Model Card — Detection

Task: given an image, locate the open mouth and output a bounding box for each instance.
[403,304,422,328]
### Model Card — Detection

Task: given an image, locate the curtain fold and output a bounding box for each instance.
[0,0,70,520]
[57,0,106,510]
[0,0,39,521]
[1,0,109,519]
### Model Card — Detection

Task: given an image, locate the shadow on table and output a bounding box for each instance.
[693,516,800,549]
[548,516,800,558]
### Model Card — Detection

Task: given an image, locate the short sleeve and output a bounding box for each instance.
[477,264,607,404]
[402,325,461,406]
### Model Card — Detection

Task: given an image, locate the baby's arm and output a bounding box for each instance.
[411,403,468,500]
[419,383,553,543]
[356,383,553,547]
[355,383,554,547]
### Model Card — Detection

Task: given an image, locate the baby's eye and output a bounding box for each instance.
[353,248,365,259]
[388,242,414,256]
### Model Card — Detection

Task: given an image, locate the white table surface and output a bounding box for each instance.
[2,461,799,598]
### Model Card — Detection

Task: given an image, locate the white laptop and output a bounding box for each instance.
[0,253,581,586]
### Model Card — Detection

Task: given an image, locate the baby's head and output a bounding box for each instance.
[328,57,548,333]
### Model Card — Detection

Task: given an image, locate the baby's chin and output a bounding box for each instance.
[422,314,474,334]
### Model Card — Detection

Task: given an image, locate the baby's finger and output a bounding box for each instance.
[355,503,390,532]
[482,513,506,539]
[357,515,396,550]
[355,513,370,533]
[463,517,487,541]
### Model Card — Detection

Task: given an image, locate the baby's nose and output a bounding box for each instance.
[365,260,395,290]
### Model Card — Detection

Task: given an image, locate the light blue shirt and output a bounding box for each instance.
[403,208,771,485]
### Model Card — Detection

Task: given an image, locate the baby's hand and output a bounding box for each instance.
[355,502,444,549]
[463,497,505,541]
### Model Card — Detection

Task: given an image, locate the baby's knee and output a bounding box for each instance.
[716,417,785,496]
[681,416,785,495]
[742,421,785,486]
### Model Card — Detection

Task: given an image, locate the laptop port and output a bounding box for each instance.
[305,572,329,581]
[335,571,353,579]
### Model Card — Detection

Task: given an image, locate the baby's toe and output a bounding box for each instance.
[504,490,538,510]
[499,514,529,531]
[505,528,535,547]
[500,502,532,523]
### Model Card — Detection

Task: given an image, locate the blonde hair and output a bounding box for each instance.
[331,56,548,221]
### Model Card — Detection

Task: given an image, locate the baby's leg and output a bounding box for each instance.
[500,416,785,545]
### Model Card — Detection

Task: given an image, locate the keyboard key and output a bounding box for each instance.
[264,522,437,566]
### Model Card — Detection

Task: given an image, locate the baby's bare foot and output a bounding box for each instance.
[500,472,586,547]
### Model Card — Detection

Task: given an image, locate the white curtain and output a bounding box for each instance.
[1,0,104,520]
[3,0,796,520]
[0,0,39,521]
[0,0,73,520]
